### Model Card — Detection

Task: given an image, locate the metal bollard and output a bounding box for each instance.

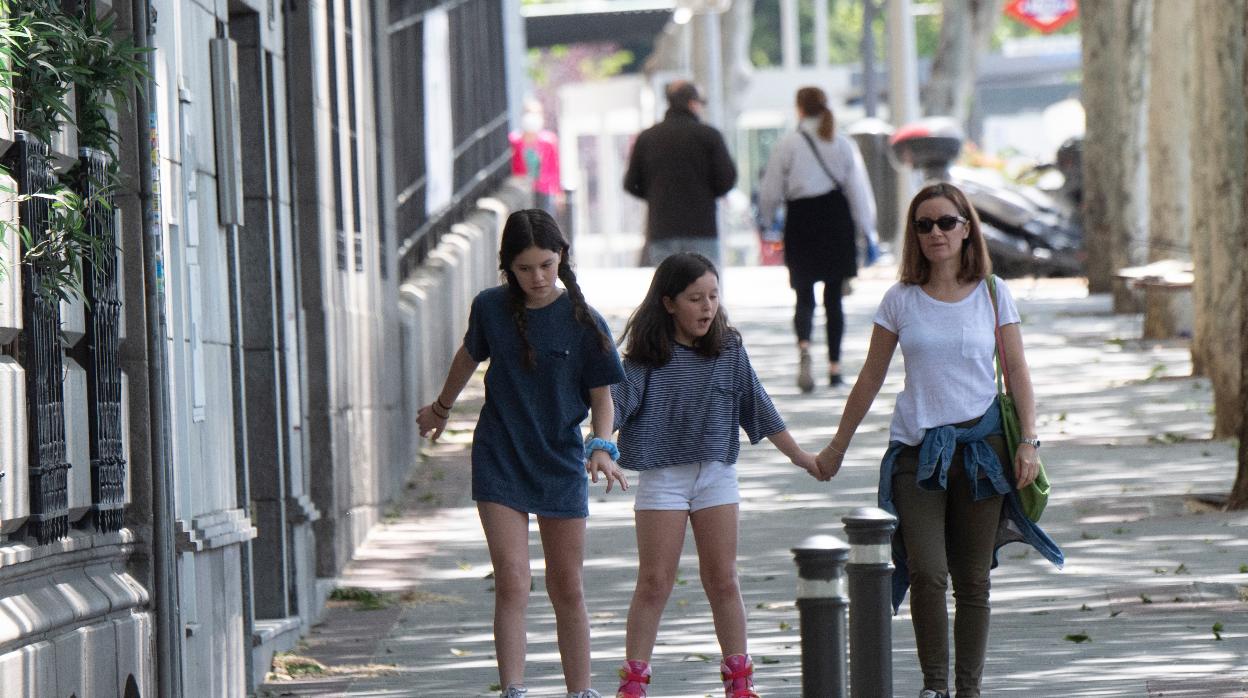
[791,535,850,698]
[842,506,898,698]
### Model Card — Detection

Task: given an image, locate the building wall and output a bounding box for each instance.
[0,0,524,694]
[149,0,256,691]
[0,0,150,693]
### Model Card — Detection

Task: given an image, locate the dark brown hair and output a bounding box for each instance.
[898,182,992,286]
[619,252,738,367]
[796,86,834,141]
[499,209,612,369]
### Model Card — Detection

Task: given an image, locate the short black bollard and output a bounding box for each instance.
[791,535,850,698]
[842,506,898,698]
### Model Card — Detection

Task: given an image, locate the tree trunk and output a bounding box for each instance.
[1080,0,1152,302]
[862,0,880,117]
[1228,2,1248,511]
[1235,199,1248,507]
[1142,0,1193,340]
[924,0,1004,127]
[1190,0,1246,439]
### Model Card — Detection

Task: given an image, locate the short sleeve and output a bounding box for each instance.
[992,276,1022,326]
[733,343,785,443]
[580,311,625,390]
[610,361,646,433]
[873,283,903,334]
[463,292,491,362]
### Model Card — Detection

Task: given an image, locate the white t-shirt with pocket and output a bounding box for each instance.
[873,277,1020,446]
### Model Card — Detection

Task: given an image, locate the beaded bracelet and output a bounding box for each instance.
[583,437,620,461]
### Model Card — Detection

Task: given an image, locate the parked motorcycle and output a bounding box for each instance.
[889,118,1084,278]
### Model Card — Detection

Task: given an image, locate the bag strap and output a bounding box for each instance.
[987,276,1012,395]
[798,130,842,191]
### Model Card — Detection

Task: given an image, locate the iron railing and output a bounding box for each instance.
[390,0,511,278]
[8,132,71,544]
[79,147,126,533]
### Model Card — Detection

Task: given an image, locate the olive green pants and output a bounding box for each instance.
[892,434,1006,698]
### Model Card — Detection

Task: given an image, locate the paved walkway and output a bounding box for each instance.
[260,266,1248,697]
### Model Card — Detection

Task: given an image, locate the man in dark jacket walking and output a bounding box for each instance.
[624,80,737,266]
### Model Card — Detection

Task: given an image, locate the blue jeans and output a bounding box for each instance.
[643,236,721,269]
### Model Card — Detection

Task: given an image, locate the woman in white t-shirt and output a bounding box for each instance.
[814,182,1062,698]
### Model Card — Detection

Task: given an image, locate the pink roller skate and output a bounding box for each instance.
[615,659,651,698]
[720,654,760,698]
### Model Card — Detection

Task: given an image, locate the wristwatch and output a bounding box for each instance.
[1020,436,1041,449]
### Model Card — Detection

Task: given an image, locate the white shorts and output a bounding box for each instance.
[633,461,740,512]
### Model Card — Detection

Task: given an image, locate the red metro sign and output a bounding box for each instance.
[1005,0,1079,34]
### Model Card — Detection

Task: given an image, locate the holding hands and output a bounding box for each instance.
[815,441,846,480]
[767,430,832,482]
[792,450,826,481]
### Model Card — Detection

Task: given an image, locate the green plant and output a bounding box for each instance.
[18,187,99,302]
[328,586,390,610]
[8,0,81,141]
[70,4,149,155]
[0,1,148,303]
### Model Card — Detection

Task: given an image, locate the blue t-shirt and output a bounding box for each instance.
[464,285,624,518]
[611,336,785,471]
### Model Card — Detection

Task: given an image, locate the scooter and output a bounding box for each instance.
[889,118,1084,278]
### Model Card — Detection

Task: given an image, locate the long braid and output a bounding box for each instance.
[558,261,612,353]
[508,212,537,369]
[499,208,605,368]
[508,287,536,369]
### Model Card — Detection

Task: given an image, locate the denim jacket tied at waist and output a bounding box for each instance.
[878,397,1064,612]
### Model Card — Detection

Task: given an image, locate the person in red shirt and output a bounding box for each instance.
[510,100,563,216]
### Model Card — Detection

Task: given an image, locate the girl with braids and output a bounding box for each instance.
[417,209,627,698]
[608,253,824,698]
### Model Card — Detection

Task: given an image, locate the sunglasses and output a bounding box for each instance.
[914,215,968,234]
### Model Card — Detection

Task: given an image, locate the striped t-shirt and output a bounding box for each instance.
[611,337,785,471]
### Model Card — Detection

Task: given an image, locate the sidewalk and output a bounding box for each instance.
[259,266,1248,697]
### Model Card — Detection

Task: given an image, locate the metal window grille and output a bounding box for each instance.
[390,13,427,268]
[391,0,511,279]
[7,132,71,544]
[328,0,348,272]
[346,5,365,274]
[389,0,446,19]
[79,148,126,533]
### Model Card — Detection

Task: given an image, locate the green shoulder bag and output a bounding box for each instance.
[987,276,1051,522]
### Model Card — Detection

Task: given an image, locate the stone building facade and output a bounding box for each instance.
[0,0,525,694]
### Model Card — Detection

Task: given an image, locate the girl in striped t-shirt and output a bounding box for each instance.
[610,253,826,698]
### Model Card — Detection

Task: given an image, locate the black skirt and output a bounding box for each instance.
[783,188,857,289]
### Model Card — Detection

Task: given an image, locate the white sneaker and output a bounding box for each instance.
[567,690,602,698]
[797,349,815,393]
[501,685,528,698]
[919,690,948,698]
